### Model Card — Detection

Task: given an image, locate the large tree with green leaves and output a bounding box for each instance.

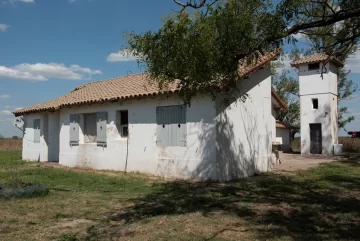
[272,0,359,132]
[126,0,360,105]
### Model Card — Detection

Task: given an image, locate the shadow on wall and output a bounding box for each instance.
[191,99,272,181]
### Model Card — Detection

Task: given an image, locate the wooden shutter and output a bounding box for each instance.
[96,112,107,146]
[33,119,41,143]
[179,105,187,147]
[156,105,187,147]
[156,107,164,146]
[69,114,79,145]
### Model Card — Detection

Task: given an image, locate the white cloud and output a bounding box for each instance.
[14,107,23,110]
[346,49,360,73]
[106,49,139,62]
[0,63,102,82]
[0,95,10,99]
[0,24,10,32]
[69,0,76,3]
[10,0,35,3]
[0,110,12,115]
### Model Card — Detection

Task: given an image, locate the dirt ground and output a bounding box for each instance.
[273,152,339,173]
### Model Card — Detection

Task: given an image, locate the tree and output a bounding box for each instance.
[272,0,359,131]
[125,0,360,104]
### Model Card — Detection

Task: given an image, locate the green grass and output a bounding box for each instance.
[1,151,360,240]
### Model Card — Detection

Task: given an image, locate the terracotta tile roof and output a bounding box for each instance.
[14,50,281,115]
[291,53,343,67]
[276,120,299,129]
[271,88,288,111]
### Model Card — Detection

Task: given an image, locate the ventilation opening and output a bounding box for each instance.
[308,63,320,70]
[312,98,319,109]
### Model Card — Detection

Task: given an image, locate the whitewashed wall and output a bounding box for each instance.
[22,69,273,180]
[22,112,60,162]
[276,128,291,152]
[299,62,338,155]
[23,113,42,161]
[216,69,273,180]
[59,96,217,179]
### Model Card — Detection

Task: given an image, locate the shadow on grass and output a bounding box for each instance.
[107,169,360,241]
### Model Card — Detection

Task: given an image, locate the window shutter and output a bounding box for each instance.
[156,107,164,146]
[33,119,41,143]
[69,114,79,145]
[96,112,107,146]
[179,105,187,147]
[156,105,187,147]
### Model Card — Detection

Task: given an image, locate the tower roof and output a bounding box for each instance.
[290,53,344,68]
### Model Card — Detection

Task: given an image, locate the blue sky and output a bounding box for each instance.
[0,0,359,137]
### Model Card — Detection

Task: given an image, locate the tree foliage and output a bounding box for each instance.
[126,0,360,104]
[272,0,359,131]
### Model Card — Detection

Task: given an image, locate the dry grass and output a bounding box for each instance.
[2,151,360,240]
[0,139,22,151]
[339,137,360,153]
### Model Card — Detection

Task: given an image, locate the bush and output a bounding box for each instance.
[0,183,49,200]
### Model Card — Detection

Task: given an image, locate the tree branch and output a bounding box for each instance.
[234,7,360,62]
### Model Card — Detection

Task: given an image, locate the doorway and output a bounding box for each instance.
[310,123,322,154]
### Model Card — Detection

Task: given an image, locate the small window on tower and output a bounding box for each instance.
[308,63,320,70]
[312,98,319,109]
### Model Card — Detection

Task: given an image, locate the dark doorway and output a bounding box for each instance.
[310,124,322,154]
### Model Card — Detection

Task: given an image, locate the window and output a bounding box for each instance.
[116,110,128,137]
[156,105,187,147]
[69,112,107,146]
[308,63,320,70]
[33,119,40,143]
[312,98,319,109]
[84,113,97,143]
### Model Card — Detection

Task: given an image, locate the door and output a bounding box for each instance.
[310,124,322,154]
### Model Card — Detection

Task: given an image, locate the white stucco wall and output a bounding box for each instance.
[58,96,217,179]
[271,102,277,142]
[299,62,338,155]
[21,69,274,180]
[22,112,60,162]
[276,128,291,152]
[216,69,273,180]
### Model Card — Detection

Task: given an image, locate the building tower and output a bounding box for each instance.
[291,54,343,155]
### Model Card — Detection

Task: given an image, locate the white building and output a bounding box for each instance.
[291,53,343,155]
[275,121,298,153]
[14,50,288,180]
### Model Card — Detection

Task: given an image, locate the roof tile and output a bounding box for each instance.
[291,53,343,67]
[14,50,281,115]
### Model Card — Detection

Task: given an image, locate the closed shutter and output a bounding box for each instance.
[156,106,164,146]
[156,105,187,147]
[96,112,107,146]
[69,114,79,145]
[179,105,187,147]
[33,119,41,143]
